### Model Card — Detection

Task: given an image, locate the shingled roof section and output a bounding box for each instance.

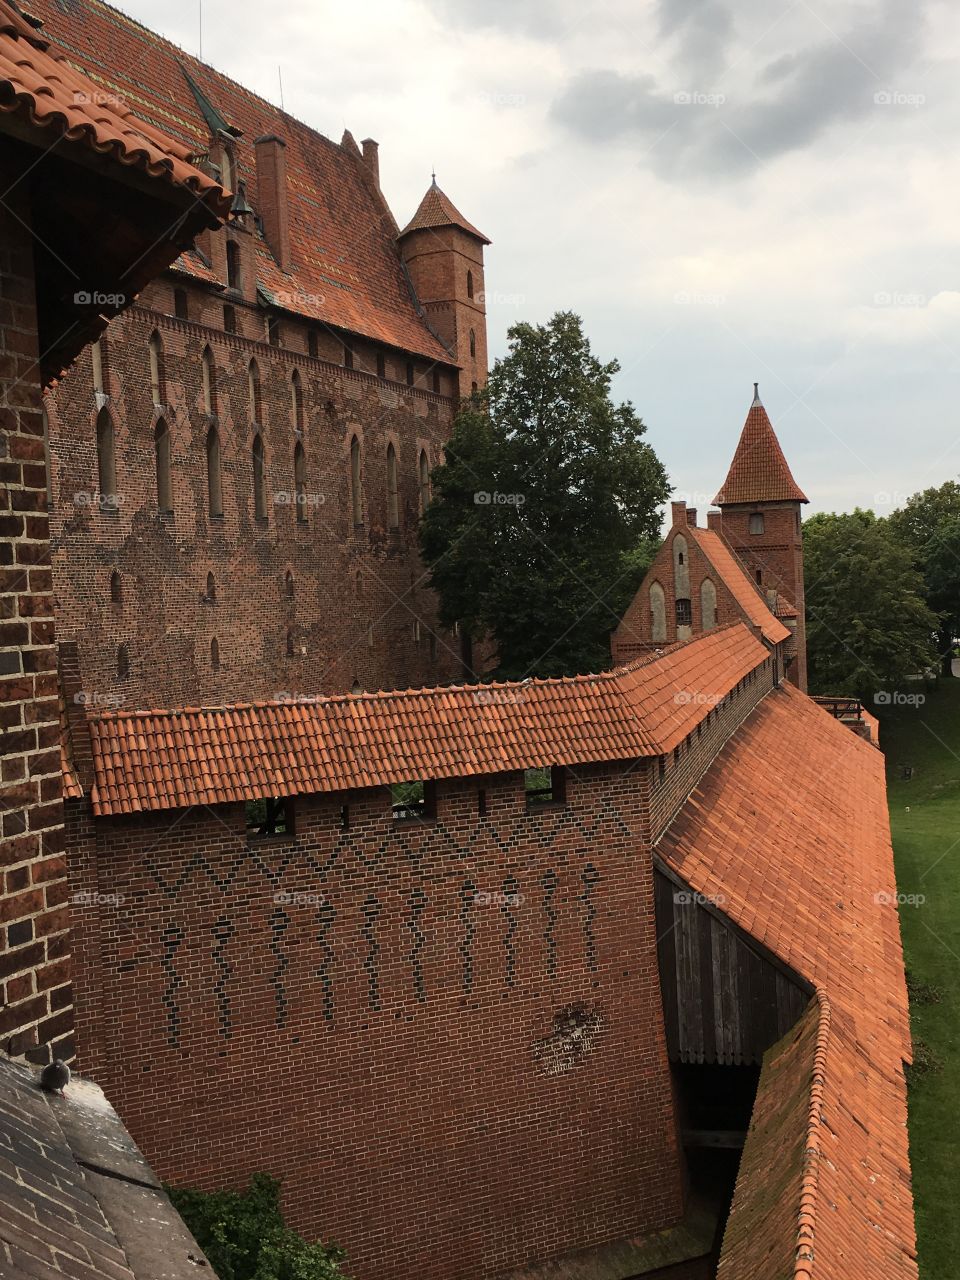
[0,0,226,218]
[27,0,454,363]
[658,683,915,1280]
[688,526,791,645]
[87,623,769,816]
[399,177,491,244]
[714,388,809,506]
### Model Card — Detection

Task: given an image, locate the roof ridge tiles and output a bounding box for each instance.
[794,989,831,1279]
[688,527,790,645]
[89,669,631,722]
[114,624,745,719]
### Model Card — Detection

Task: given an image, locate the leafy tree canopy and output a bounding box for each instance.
[803,509,937,700]
[167,1174,346,1280]
[889,481,960,675]
[419,312,669,678]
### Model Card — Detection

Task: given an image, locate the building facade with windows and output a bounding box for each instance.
[2,7,917,1280]
[36,0,489,710]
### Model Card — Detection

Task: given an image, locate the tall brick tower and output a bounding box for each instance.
[714,385,809,689]
[398,178,490,398]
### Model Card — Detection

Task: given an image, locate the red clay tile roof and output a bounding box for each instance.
[87,623,769,816]
[714,393,808,506]
[170,246,223,287]
[0,0,226,218]
[689,526,791,645]
[27,0,455,363]
[612,624,766,753]
[658,684,915,1280]
[718,999,822,1279]
[399,178,491,244]
[772,591,799,619]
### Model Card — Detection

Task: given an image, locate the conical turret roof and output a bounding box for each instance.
[713,385,808,505]
[399,177,490,244]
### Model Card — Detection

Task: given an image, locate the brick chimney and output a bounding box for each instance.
[670,500,687,528]
[254,134,291,272]
[706,509,723,533]
[361,138,380,188]
[685,508,698,527]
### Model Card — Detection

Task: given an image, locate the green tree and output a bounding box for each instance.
[889,481,960,676]
[167,1174,346,1280]
[803,509,937,701]
[419,312,669,678]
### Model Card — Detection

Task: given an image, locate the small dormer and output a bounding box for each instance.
[180,63,242,186]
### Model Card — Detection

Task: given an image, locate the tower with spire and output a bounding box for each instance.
[398,177,490,399]
[713,385,809,689]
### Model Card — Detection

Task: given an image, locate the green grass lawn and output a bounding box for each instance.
[882,679,960,1280]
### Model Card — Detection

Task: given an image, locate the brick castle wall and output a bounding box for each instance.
[0,150,73,1063]
[66,762,685,1280]
[47,273,466,710]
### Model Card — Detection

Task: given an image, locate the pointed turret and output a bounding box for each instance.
[399,177,490,244]
[398,177,490,397]
[713,386,809,691]
[713,384,808,506]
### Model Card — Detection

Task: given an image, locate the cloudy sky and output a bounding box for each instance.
[128,0,957,518]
